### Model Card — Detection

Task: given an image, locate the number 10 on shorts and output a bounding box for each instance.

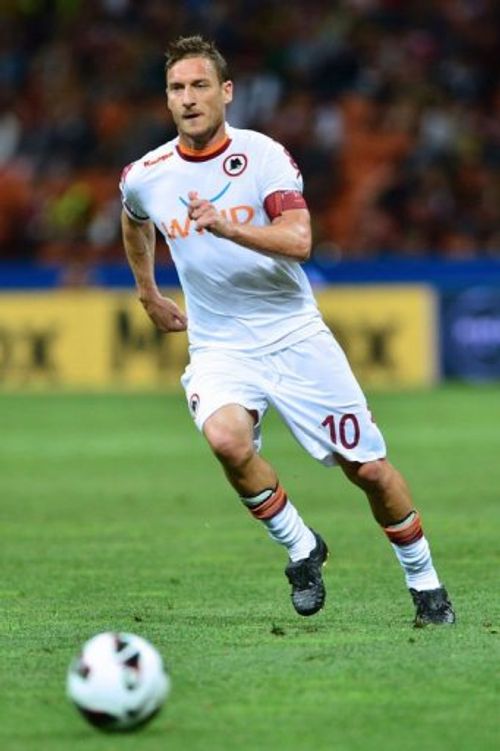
[321,413,360,449]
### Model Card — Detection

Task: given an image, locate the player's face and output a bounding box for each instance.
[166,57,233,148]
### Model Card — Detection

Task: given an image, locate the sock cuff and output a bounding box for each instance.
[383,510,424,546]
[241,484,288,520]
[241,487,274,507]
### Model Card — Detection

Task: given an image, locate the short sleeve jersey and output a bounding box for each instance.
[120,124,327,355]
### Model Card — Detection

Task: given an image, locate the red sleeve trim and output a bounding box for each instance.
[120,162,133,185]
[264,190,308,220]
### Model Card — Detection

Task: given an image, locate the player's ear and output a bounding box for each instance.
[222,80,233,105]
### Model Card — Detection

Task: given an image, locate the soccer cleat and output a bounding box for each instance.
[285,530,329,616]
[410,586,456,627]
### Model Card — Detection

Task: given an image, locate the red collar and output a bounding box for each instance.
[176,135,232,162]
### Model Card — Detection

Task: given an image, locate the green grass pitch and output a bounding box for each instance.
[1,386,499,751]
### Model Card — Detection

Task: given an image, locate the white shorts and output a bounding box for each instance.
[181,330,386,467]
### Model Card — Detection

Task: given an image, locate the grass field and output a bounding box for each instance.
[1,386,499,751]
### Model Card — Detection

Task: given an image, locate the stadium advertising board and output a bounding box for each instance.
[0,286,436,389]
[315,286,437,388]
[441,286,500,381]
[0,291,188,389]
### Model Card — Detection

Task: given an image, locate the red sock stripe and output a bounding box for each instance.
[250,486,287,520]
[384,511,424,546]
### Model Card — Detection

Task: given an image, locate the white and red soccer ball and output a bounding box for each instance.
[67,632,170,732]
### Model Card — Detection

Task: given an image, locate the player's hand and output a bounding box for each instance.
[187,191,232,237]
[139,292,187,333]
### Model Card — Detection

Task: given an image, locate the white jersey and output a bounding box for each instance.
[120,124,328,355]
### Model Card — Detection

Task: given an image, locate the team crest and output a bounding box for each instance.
[223,153,248,177]
[189,393,200,417]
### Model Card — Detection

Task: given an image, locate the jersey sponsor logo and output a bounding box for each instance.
[162,205,255,239]
[223,153,248,176]
[178,182,231,207]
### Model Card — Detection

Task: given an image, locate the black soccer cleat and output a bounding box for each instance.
[285,530,329,616]
[410,586,456,627]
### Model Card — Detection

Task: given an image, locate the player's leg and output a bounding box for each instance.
[203,403,277,495]
[181,354,327,616]
[335,455,455,626]
[268,331,455,626]
[334,455,413,526]
[203,404,327,616]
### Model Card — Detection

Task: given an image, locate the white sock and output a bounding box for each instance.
[391,537,441,591]
[241,487,316,561]
[266,502,316,561]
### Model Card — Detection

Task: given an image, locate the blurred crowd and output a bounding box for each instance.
[1,0,500,273]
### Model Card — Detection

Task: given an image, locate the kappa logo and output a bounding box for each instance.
[223,153,248,176]
[144,151,173,167]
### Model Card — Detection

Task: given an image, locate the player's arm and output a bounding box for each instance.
[121,210,187,333]
[187,191,311,261]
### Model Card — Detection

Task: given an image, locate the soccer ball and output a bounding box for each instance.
[66,632,170,732]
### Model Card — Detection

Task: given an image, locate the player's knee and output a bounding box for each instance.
[357,460,386,486]
[204,422,254,468]
[342,458,389,492]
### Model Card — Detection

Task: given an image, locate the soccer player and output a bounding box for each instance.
[120,35,455,627]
